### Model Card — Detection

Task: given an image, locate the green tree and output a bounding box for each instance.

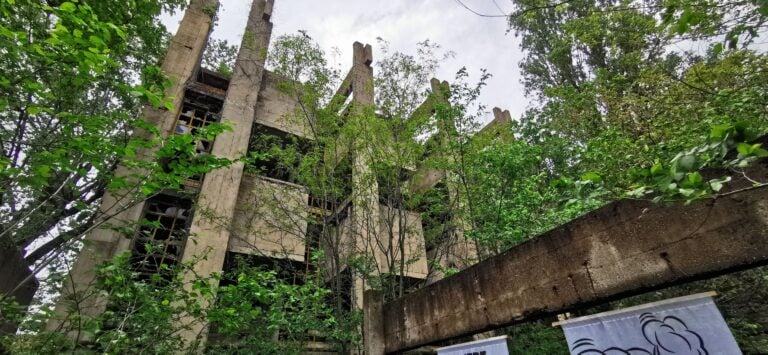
[202,38,238,78]
[490,0,768,351]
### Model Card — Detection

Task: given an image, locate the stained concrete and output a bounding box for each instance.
[46,0,218,334]
[179,0,274,346]
[229,174,308,261]
[382,187,768,352]
[364,290,386,355]
[254,70,310,138]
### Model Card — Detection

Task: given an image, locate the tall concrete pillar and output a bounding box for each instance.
[348,42,376,311]
[46,0,218,335]
[425,79,480,284]
[178,0,274,347]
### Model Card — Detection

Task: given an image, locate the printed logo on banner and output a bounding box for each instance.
[570,312,707,354]
[560,293,741,355]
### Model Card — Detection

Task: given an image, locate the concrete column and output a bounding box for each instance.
[178,0,274,347]
[348,42,376,311]
[363,290,385,355]
[46,0,218,335]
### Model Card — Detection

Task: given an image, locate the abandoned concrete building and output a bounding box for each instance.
[35,0,768,354]
[43,0,516,351]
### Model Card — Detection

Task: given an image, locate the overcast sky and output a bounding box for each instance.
[161,0,526,124]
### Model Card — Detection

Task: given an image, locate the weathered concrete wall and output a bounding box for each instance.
[364,290,386,355]
[229,174,307,261]
[382,187,768,352]
[408,168,445,195]
[254,70,310,138]
[179,0,274,346]
[376,205,429,279]
[0,244,37,335]
[323,203,429,282]
[426,230,478,284]
[46,0,218,334]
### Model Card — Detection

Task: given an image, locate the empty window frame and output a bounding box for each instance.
[131,193,193,279]
[168,90,224,188]
[247,123,311,184]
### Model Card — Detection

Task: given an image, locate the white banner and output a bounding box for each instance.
[559,292,741,355]
[436,335,509,355]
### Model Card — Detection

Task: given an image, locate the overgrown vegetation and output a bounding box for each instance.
[1,0,767,353]
[494,0,768,352]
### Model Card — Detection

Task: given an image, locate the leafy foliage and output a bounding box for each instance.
[202,39,238,78]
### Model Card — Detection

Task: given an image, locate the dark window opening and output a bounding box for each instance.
[163,89,224,189]
[131,193,193,281]
[173,90,223,152]
[208,252,310,349]
[308,153,353,212]
[417,181,453,252]
[196,67,231,92]
[380,274,424,303]
[246,123,312,184]
[305,219,323,266]
[220,252,307,287]
[376,164,413,209]
[324,268,354,312]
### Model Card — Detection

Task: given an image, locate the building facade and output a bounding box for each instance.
[48,0,512,351]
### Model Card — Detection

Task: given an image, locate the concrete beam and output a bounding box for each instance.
[382,187,768,352]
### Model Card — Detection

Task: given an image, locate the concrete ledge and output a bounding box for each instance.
[382,188,768,352]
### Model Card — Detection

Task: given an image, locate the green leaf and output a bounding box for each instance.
[88,35,105,48]
[753,148,768,158]
[35,165,51,178]
[59,2,77,12]
[580,172,602,183]
[736,143,752,156]
[26,106,41,115]
[687,172,702,185]
[713,43,723,55]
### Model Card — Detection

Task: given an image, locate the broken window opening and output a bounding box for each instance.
[304,217,324,267]
[376,163,413,209]
[417,181,454,252]
[196,67,231,92]
[246,123,312,185]
[130,192,193,281]
[308,152,353,212]
[164,89,224,189]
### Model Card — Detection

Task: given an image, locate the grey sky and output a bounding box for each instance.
[161,0,527,124]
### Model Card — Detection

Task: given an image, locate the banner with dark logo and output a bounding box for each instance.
[559,292,741,355]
